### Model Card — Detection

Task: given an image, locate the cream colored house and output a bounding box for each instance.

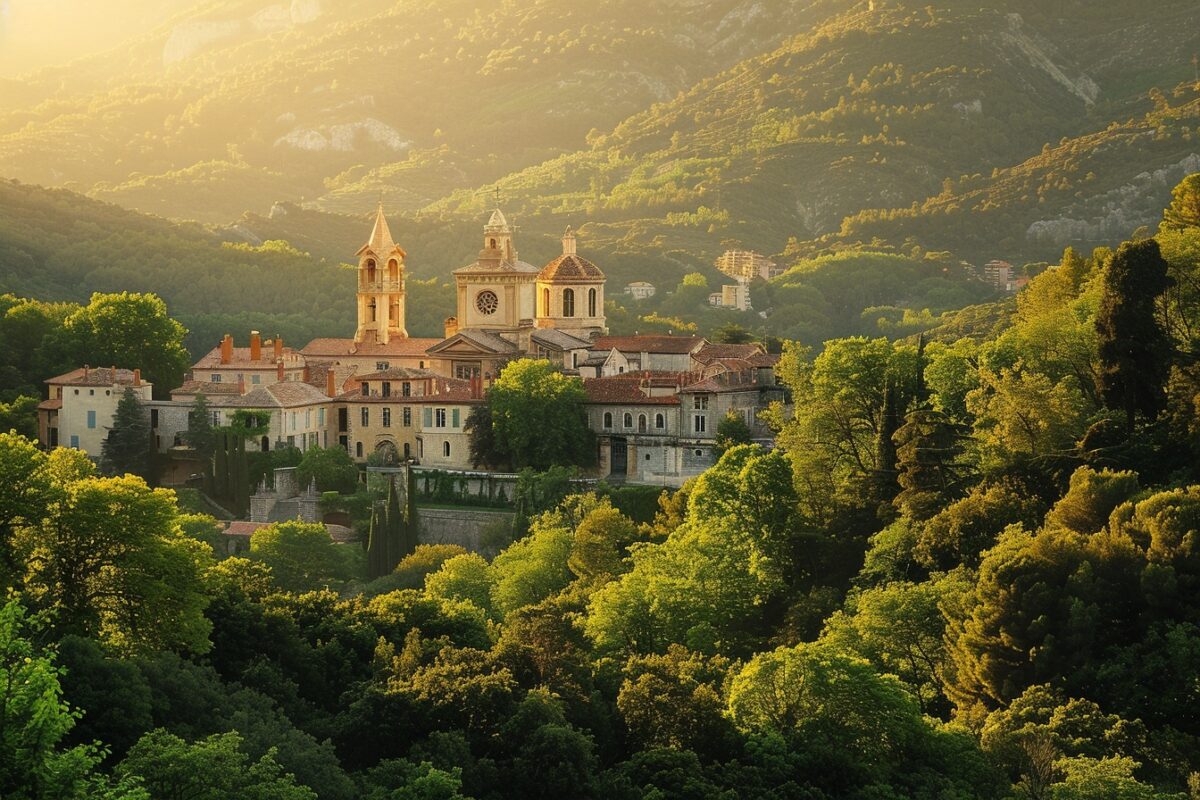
[38,367,151,456]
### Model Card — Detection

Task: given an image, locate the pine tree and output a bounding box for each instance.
[893,409,970,521]
[101,387,151,479]
[185,395,216,493]
[1096,239,1174,433]
[1161,173,1200,232]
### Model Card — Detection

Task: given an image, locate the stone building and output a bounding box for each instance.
[38,367,151,454]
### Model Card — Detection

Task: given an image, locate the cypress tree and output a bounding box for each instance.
[233,434,249,517]
[101,387,152,479]
[873,375,901,501]
[403,465,420,556]
[366,500,388,579]
[213,430,229,502]
[1096,239,1174,433]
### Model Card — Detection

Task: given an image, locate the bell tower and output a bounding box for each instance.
[354,204,408,343]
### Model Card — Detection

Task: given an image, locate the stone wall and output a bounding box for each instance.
[418,507,515,554]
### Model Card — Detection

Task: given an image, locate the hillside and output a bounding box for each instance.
[0,0,836,222]
[831,89,1200,263]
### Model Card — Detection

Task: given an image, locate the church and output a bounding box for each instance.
[300,205,607,381]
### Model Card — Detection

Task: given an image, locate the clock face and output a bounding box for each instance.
[476,290,499,315]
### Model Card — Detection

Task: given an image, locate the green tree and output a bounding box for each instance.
[250,521,350,592]
[117,729,316,800]
[713,323,753,343]
[714,411,753,457]
[1096,239,1174,432]
[21,475,212,654]
[0,432,51,583]
[367,475,412,580]
[1161,173,1200,232]
[296,445,358,494]
[488,360,594,470]
[101,387,151,479]
[62,293,190,398]
[184,395,216,490]
[0,600,146,800]
[892,408,970,520]
[464,403,500,469]
[0,395,39,439]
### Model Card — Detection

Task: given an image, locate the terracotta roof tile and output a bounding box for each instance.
[583,377,681,405]
[172,380,242,397]
[46,367,144,386]
[300,337,442,358]
[592,335,706,355]
[692,343,766,363]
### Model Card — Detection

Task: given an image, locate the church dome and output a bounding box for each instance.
[538,253,605,282]
[538,227,604,282]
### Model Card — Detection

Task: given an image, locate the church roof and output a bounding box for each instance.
[300,337,442,358]
[538,253,605,282]
[453,258,540,275]
[356,205,406,259]
[427,329,520,355]
[531,329,593,351]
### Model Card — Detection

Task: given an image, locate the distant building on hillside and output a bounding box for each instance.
[715,249,781,282]
[983,260,1015,291]
[709,283,752,311]
[624,281,656,299]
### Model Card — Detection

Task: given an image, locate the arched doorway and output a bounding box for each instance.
[375,440,400,466]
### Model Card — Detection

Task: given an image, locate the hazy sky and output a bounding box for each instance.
[0,0,190,73]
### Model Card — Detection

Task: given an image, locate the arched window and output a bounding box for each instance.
[638,414,647,433]
[623,412,633,429]
[655,413,665,429]
[261,435,270,452]
[543,288,551,317]
[388,259,399,282]
[588,288,597,317]
[365,258,376,284]
[368,299,377,321]
[563,288,575,317]
[490,238,497,249]
[603,412,612,429]
[443,441,451,458]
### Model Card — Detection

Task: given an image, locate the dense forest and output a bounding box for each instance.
[5,178,1200,800]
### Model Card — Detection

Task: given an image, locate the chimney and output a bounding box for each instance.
[326,369,338,398]
[237,376,246,395]
[133,369,142,386]
[277,360,285,382]
[273,335,283,361]
[444,316,459,338]
[303,365,311,383]
[220,334,233,364]
[250,330,262,361]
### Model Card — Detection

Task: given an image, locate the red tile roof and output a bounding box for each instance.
[583,377,681,405]
[171,380,242,397]
[46,367,144,386]
[301,337,442,358]
[538,253,605,282]
[692,343,766,363]
[37,398,62,410]
[193,345,302,369]
[592,335,706,355]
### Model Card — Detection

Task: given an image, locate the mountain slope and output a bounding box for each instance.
[0,0,840,222]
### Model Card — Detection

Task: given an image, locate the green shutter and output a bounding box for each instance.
[452,408,460,428]
[423,407,432,428]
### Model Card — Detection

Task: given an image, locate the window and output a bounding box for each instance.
[70,435,79,448]
[695,449,703,457]
[376,361,389,371]
[252,375,260,384]
[210,411,220,426]
[402,382,411,397]
[86,410,96,429]
[562,288,575,317]
[382,382,391,398]
[289,412,296,431]
[542,287,551,316]
[287,435,295,447]
[361,408,369,427]
[382,408,391,428]
[452,408,460,428]
[443,441,451,458]
[356,441,363,458]
[403,407,412,427]
[318,408,325,427]
[623,412,633,429]
[694,414,707,434]
[423,407,433,428]
[361,382,369,396]
[588,288,597,317]
[638,414,647,433]
[646,453,651,461]
[88,389,94,396]
[475,291,499,315]
[305,409,311,429]
[693,396,709,410]
[435,409,447,428]
[603,412,612,429]
[151,409,159,428]
[211,375,221,383]
[655,413,665,429]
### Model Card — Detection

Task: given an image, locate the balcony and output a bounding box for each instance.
[358,280,404,292]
